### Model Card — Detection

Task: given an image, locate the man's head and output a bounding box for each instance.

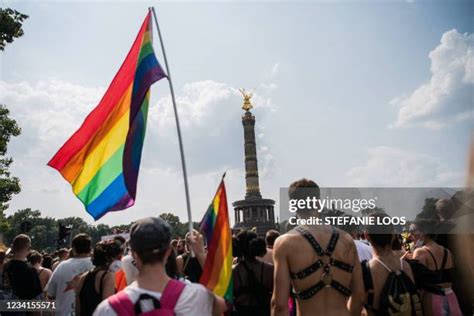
[11,234,31,257]
[92,240,119,267]
[57,248,69,260]
[366,213,394,249]
[413,218,438,242]
[112,236,126,259]
[170,239,178,249]
[129,217,172,267]
[27,250,43,265]
[339,217,360,239]
[436,198,455,221]
[71,234,91,256]
[288,178,320,217]
[265,230,280,248]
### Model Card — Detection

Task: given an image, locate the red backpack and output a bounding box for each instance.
[108,279,186,316]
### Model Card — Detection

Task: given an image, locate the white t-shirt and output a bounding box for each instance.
[93,281,214,316]
[109,259,122,273]
[45,257,94,316]
[121,255,138,285]
[355,240,373,262]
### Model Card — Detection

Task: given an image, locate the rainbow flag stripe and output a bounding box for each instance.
[199,179,233,301]
[48,12,166,220]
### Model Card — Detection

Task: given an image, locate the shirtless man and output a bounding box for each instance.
[272,179,364,316]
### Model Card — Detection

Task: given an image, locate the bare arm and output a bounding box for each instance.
[271,236,291,316]
[186,229,207,269]
[348,241,364,316]
[412,248,428,266]
[75,274,86,316]
[212,294,228,316]
[102,272,116,299]
[176,255,184,274]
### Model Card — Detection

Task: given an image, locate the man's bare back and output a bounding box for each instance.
[272,225,364,316]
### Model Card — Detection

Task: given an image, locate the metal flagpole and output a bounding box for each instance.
[150,7,194,239]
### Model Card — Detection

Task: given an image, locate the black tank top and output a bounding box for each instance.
[182,253,202,283]
[79,269,107,316]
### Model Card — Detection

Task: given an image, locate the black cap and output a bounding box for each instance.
[129,217,171,254]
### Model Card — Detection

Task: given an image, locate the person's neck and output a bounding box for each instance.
[297,211,318,220]
[74,253,90,258]
[33,263,41,269]
[12,254,26,261]
[423,238,434,246]
[137,264,170,293]
[373,246,393,258]
[93,265,107,272]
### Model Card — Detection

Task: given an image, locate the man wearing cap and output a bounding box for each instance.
[94,217,227,316]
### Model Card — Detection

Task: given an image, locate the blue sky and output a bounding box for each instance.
[1,1,472,225]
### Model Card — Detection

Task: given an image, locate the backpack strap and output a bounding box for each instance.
[423,247,438,270]
[440,248,448,270]
[373,257,392,273]
[361,260,376,312]
[160,279,186,310]
[108,291,135,315]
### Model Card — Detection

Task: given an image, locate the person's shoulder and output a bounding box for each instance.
[274,230,298,246]
[55,258,70,269]
[261,260,274,271]
[355,239,372,250]
[175,283,213,315]
[183,282,208,293]
[412,247,428,258]
[93,296,116,316]
[335,228,354,244]
[180,282,213,301]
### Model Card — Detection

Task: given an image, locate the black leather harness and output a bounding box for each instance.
[291,226,353,300]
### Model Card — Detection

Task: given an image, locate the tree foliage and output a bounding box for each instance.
[0,8,28,50]
[416,198,438,220]
[0,105,21,235]
[158,212,198,238]
[1,210,192,252]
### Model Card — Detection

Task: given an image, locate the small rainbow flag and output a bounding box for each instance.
[48,11,166,220]
[199,177,233,301]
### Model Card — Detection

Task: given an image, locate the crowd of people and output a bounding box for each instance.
[0,178,471,315]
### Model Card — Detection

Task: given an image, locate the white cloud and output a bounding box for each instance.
[346,146,463,187]
[0,78,104,158]
[0,78,276,224]
[392,29,474,129]
[146,80,276,174]
[271,62,280,77]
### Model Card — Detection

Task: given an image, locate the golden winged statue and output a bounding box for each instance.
[239,88,253,111]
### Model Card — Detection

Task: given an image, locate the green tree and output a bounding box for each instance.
[0,8,28,50]
[4,208,41,244]
[89,223,112,244]
[0,105,21,213]
[159,212,184,238]
[361,206,385,216]
[416,198,438,220]
[4,209,60,252]
[0,9,26,239]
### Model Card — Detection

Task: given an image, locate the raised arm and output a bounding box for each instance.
[271,236,291,316]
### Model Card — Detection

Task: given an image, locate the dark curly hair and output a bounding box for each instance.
[92,240,121,267]
[235,230,266,260]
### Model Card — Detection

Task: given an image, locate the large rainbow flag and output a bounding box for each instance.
[199,178,233,301]
[48,12,166,220]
